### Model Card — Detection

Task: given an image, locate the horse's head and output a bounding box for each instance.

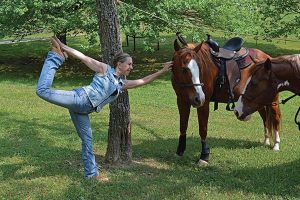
[234,58,277,120]
[172,39,205,108]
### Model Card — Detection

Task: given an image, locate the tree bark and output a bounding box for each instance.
[95,0,132,165]
[56,32,67,44]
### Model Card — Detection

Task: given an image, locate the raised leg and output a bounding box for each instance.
[176,97,191,156]
[197,102,210,165]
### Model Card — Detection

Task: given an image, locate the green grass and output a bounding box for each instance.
[0,34,300,199]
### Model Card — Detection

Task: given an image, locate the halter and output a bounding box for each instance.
[177,83,204,87]
[172,54,205,88]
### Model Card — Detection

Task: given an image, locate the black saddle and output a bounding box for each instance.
[205,35,250,111]
[206,34,220,52]
[223,37,244,52]
[206,35,246,60]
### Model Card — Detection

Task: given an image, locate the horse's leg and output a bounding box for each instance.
[196,103,210,165]
[268,94,281,151]
[176,97,191,156]
[258,107,271,146]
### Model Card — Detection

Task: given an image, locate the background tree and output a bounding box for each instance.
[0,0,269,45]
[95,0,132,164]
[259,0,300,39]
[0,0,98,43]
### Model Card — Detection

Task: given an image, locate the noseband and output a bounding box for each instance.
[178,83,204,87]
[172,50,204,88]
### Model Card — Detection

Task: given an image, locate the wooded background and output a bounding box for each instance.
[1,0,299,44]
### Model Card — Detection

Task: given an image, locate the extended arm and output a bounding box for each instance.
[124,61,173,89]
[54,36,107,74]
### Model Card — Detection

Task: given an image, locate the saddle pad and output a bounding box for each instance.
[236,48,254,69]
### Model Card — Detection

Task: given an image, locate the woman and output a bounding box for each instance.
[36,37,173,181]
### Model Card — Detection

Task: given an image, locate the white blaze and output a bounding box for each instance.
[234,76,252,121]
[187,59,205,105]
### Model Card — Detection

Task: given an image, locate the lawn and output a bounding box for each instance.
[0,34,299,199]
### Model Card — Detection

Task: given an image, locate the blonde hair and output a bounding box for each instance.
[113,52,131,66]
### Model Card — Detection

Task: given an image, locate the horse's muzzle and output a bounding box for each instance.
[191,95,205,108]
[234,110,251,121]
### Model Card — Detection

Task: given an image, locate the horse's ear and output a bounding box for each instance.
[193,42,203,53]
[174,39,182,51]
[264,58,272,71]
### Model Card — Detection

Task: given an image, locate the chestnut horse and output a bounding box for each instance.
[172,37,281,165]
[235,55,300,121]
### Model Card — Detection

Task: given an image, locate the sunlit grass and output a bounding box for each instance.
[0,34,299,199]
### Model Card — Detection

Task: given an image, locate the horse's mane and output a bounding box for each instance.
[272,54,300,74]
[254,54,300,70]
[195,42,216,70]
[187,43,196,49]
[271,54,300,64]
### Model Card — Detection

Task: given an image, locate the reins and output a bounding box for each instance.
[280,93,300,131]
[295,107,300,131]
[172,47,205,88]
[280,93,299,105]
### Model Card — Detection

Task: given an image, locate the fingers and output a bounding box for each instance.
[164,61,173,69]
[160,61,173,74]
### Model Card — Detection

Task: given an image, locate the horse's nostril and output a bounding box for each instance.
[195,96,200,103]
[234,110,239,117]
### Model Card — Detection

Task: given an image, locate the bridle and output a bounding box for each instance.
[172,53,205,88]
[172,67,205,88]
[177,83,204,88]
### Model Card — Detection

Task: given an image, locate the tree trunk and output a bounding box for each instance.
[56,32,67,44]
[95,0,132,165]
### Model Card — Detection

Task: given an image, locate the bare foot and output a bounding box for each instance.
[50,38,66,59]
[53,36,68,59]
[95,173,109,182]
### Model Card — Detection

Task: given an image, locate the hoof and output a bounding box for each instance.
[197,159,208,166]
[263,138,271,146]
[176,152,184,156]
[272,143,280,151]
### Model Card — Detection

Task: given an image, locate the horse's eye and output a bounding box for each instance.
[182,67,189,73]
[252,80,258,86]
[248,79,257,87]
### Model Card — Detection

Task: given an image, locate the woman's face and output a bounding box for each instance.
[117,57,133,76]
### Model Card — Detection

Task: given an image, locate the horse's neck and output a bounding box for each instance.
[199,45,218,76]
[291,54,300,78]
[273,55,300,93]
[273,59,295,80]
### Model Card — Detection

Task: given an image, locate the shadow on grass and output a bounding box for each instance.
[0,109,298,199]
[0,111,108,182]
[64,134,300,199]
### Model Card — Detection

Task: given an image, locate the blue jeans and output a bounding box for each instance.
[36,51,99,178]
